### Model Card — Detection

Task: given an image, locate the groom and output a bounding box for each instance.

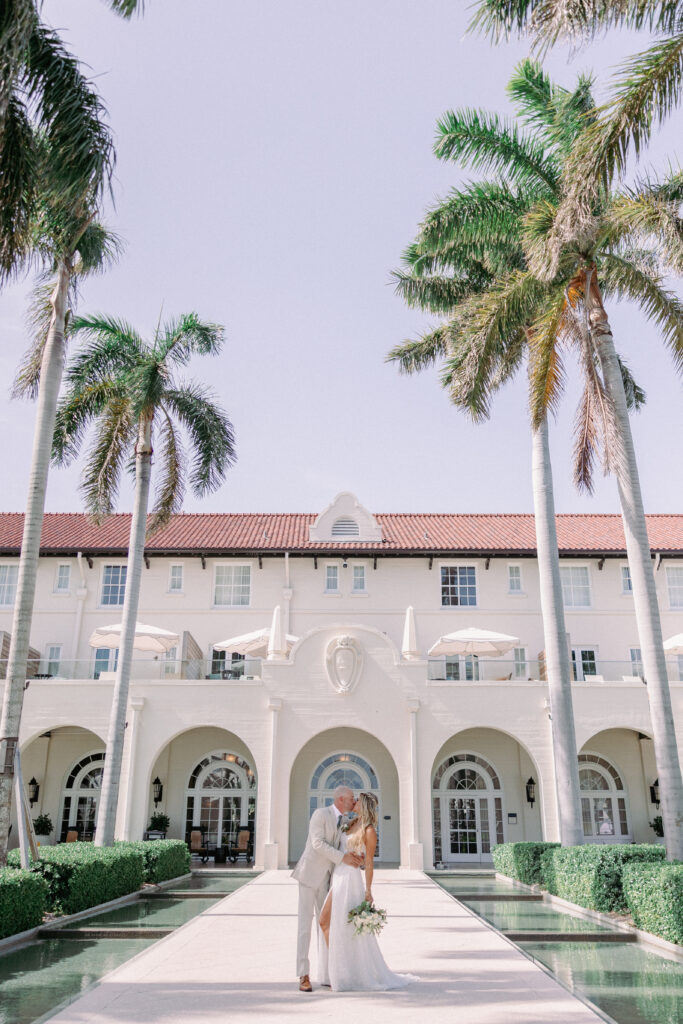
[292,785,363,992]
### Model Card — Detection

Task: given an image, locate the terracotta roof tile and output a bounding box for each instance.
[0,511,680,555]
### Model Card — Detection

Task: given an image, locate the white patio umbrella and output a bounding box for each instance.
[428,627,519,658]
[213,626,299,659]
[89,622,179,654]
[663,634,683,656]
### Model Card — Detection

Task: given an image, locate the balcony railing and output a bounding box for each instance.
[427,657,683,683]
[0,657,262,682]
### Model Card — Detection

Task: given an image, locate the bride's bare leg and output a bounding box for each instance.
[319,892,332,946]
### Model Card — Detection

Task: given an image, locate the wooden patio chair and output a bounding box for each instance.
[65,830,78,843]
[188,829,210,863]
[228,828,253,864]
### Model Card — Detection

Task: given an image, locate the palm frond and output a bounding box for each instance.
[67,315,144,386]
[155,313,225,367]
[147,409,185,536]
[11,280,56,400]
[105,0,145,17]
[391,268,491,314]
[164,382,236,495]
[79,397,135,521]
[434,108,558,190]
[604,189,683,272]
[599,250,683,370]
[617,353,647,410]
[73,223,123,275]
[52,379,124,466]
[527,289,568,427]
[386,326,452,374]
[418,181,534,252]
[0,95,36,278]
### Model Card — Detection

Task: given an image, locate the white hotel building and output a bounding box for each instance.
[2,492,683,869]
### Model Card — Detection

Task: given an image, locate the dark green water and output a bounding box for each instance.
[60,896,220,929]
[465,898,611,934]
[168,872,254,893]
[0,937,155,1024]
[521,941,683,1024]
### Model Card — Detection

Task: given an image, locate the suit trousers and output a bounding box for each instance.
[296,876,330,977]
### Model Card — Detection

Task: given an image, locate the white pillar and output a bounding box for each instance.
[116,697,145,841]
[262,697,282,869]
[406,698,423,869]
[402,606,419,660]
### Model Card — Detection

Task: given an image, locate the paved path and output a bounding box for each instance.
[50,870,602,1023]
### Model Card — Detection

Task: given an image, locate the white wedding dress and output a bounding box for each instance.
[317,831,417,992]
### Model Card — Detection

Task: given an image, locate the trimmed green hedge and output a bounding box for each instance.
[116,840,190,883]
[0,868,48,938]
[8,844,144,914]
[549,844,665,912]
[623,862,683,944]
[492,842,560,886]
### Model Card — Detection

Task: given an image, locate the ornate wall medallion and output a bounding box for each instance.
[325,635,362,694]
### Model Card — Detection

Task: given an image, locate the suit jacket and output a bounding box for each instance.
[292,803,344,890]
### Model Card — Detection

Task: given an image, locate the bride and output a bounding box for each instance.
[317,792,416,992]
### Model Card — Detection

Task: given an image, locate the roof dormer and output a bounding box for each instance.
[309,492,382,543]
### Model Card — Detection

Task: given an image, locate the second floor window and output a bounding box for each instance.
[630,647,643,676]
[55,564,71,593]
[560,566,591,608]
[621,566,632,594]
[214,565,250,606]
[46,644,62,675]
[508,565,522,593]
[513,647,527,679]
[93,647,118,678]
[169,564,184,592]
[0,564,18,606]
[101,565,127,606]
[666,566,683,608]
[441,566,476,607]
[352,565,366,592]
[325,565,339,593]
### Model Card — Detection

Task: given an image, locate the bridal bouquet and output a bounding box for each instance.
[347,899,387,936]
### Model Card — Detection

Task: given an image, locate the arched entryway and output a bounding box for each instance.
[579,729,654,843]
[289,728,399,864]
[59,750,105,841]
[430,727,541,865]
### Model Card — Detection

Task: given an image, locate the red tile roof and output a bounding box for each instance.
[0,512,681,555]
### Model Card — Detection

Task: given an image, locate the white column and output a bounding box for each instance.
[262,697,282,869]
[116,697,145,841]
[406,698,423,869]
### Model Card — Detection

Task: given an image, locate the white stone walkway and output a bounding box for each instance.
[50,870,603,1023]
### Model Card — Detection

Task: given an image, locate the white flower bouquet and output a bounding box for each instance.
[347,899,387,936]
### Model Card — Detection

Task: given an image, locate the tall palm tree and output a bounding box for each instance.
[53,313,236,846]
[389,60,683,856]
[0,0,142,276]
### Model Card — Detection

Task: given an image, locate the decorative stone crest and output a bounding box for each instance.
[325,635,362,694]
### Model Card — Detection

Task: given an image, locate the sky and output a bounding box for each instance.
[0,0,681,517]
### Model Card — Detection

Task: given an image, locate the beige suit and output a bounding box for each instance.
[292,803,344,977]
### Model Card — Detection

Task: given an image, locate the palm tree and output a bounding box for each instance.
[389,60,683,856]
[0,0,142,276]
[53,313,236,846]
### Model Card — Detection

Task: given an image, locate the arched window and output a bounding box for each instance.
[331,517,359,537]
[185,752,256,847]
[59,751,105,841]
[578,753,630,841]
[309,752,380,856]
[431,753,504,864]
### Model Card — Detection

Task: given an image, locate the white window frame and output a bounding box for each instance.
[665,565,683,609]
[571,646,599,681]
[212,562,252,608]
[92,647,118,678]
[629,647,644,677]
[351,562,368,595]
[168,562,184,594]
[439,562,478,609]
[620,564,633,596]
[54,562,71,595]
[0,564,19,607]
[324,562,341,595]
[98,562,128,609]
[560,564,592,609]
[45,643,63,676]
[507,563,524,596]
[513,646,528,679]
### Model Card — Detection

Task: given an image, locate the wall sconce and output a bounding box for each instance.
[152,777,164,807]
[525,777,536,807]
[28,777,40,807]
[650,779,660,809]
[342,558,348,568]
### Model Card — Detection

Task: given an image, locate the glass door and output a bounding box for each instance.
[446,797,479,859]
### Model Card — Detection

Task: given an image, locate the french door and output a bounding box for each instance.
[442,795,496,862]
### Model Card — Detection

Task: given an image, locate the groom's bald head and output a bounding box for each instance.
[333,786,354,813]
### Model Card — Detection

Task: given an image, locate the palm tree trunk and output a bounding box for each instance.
[0,261,70,866]
[588,284,683,861]
[532,414,584,846]
[94,415,153,847]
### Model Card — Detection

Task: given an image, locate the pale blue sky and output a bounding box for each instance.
[0,0,681,515]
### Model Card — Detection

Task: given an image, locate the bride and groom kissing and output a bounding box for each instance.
[293,785,416,993]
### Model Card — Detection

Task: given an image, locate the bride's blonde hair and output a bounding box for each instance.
[357,791,378,832]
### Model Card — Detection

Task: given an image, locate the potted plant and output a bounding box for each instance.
[146,812,170,839]
[649,815,664,841]
[33,813,54,846]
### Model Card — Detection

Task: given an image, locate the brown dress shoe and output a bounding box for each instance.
[299,975,313,992]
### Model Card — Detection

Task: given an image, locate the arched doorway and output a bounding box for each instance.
[59,750,105,841]
[185,751,256,848]
[289,728,399,864]
[432,753,503,864]
[579,752,631,842]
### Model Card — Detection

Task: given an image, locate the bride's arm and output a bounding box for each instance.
[363,826,377,902]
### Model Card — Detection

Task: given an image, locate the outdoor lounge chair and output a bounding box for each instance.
[65,830,78,842]
[228,828,253,864]
[189,829,210,863]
